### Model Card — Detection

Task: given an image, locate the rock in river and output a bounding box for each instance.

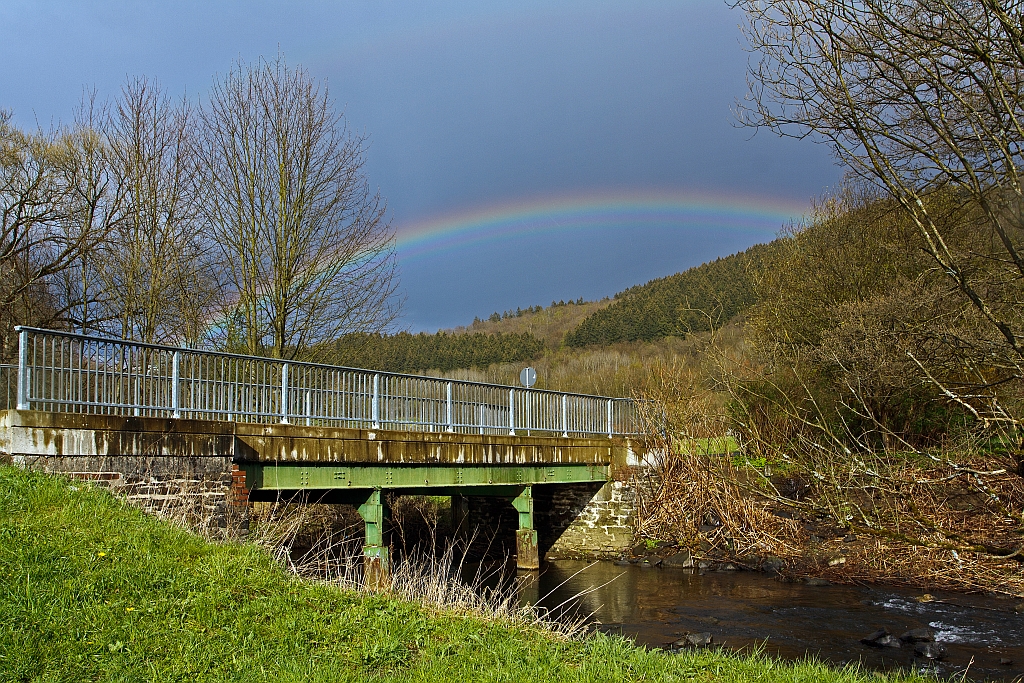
[860,628,901,648]
[914,642,947,660]
[685,632,713,647]
[663,550,693,568]
[899,627,935,643]
[672,632,713,648]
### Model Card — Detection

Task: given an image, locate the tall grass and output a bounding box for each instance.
[245,494,590,637]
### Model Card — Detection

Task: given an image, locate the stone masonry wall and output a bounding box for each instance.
[12,454,248,536]
[540,480,637,559]
[457,470,653,562]
[539,467,660,559]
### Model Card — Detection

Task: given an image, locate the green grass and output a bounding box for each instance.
[0,466,926,682]
[675,436,739,456]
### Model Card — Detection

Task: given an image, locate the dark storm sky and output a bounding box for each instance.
[0,1,841,331]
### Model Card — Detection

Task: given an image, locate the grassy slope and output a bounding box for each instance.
[454,299,613,349]
[0,466,923,682]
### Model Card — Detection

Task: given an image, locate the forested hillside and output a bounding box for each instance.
[563,242,775,347]
[318,240,766,379]
[327,331,544,374]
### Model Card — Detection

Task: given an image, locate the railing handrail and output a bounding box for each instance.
[13,326,631,403]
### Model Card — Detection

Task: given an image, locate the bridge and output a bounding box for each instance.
[0,327,644,580]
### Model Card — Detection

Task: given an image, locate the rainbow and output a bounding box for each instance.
[392,190,808,262]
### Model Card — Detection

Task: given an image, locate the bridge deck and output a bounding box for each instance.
[0,410,619,467]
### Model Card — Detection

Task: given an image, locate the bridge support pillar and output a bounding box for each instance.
[357,488,390,587]
[451,494,470,542]
[512,486,540,570]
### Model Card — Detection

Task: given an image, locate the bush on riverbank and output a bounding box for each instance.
[628,194,1024,595]
[0,465,928,682]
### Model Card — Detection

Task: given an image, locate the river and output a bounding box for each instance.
[518,561,1023,681]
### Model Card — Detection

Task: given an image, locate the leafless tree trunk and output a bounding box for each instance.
[201,54,398,360]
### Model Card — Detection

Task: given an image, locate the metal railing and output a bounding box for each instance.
[10,327,640,437]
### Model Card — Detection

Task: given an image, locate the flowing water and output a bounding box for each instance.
[519,561,1024,681]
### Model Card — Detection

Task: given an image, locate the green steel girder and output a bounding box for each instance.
[357,489,388,548]
[512,486,540,569]
[511,485,535,530]
[243,462,608,491]
[246,486,527,504]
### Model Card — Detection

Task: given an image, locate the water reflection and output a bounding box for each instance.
[520,560,1023,681]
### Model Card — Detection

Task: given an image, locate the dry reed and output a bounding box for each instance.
[627,325,1024,596]
[247,496,592,637]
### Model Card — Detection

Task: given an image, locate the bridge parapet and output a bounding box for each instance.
[11,327,641,438]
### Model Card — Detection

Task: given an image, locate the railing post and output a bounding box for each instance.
[372,373,380,429]
[508,388,515,435]
[16,327,29,411]
[561,394,568,437]
[525,390,531,436]
[171,351,181,418]
[280,363,290,424]
[445,381,454,432]
[478,403,484,435]
[607,398,614,438]
[305,390,312,427]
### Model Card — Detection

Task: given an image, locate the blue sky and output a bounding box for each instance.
[0,1,840,331]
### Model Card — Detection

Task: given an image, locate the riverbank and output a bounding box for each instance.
[0,465,933,682]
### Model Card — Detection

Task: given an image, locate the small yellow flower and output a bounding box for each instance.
[97,552,107,557]
[125,607,134,612]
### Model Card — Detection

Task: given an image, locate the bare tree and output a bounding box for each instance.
[50,94,126,336]
[734,0,1024,424]
[0,109,116,359]
[100,77,220,346]
[201,55,398,360]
